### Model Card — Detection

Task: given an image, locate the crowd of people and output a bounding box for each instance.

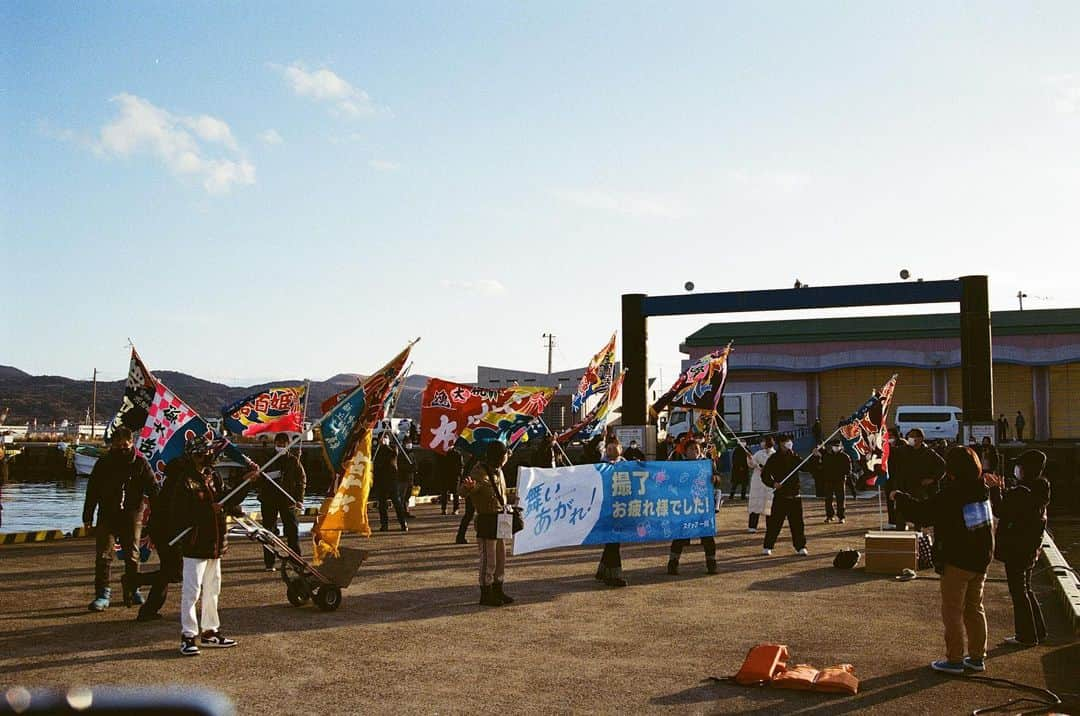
[79,422,1054,673]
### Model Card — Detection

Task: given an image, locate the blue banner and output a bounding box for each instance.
[513,460,715,555]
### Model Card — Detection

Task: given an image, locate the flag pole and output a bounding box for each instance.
[773,426,844,489]
[534,414,573,465]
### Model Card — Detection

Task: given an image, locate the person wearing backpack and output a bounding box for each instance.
[891,446,995,675]
[993,449,1051,647]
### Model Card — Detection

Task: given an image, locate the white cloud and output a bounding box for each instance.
[258,129,283,145]
[92,93,254,194]
[368,159,399,171]
[276,62,381,119]
[439,279,506,296]
[553,189,690,219]
[1044,74,1080,114]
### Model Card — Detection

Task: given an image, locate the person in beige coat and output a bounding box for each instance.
[460,440,514,607]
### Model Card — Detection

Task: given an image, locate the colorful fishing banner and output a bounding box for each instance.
[839,374,898,486]
[572,332,616,413]
[557,370,625,444]
[220,384,307,437]
[312,343,414,563]
[420,378,555,456]
[513,460,716,555]
[651,343,732,416]
[104,348,157,440]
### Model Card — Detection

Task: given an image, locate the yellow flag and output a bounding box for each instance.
[312,432,373,564]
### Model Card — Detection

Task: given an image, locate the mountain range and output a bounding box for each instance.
[0,366,430,425]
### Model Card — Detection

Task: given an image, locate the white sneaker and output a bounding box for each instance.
[762,548,772,556]
[797,548,809,556]
[747,528,757,534]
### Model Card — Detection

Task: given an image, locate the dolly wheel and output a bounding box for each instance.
[286,580,311,607]
[314,585,342,611]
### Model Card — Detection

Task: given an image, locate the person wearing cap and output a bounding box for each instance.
[82,425,159,612]
[890,446,995,675]
[169,435,257,656]
[993,450,1051,646]
[810,438,852,524]
[259,433,306,571]
[459,440,515,607]
[761,435,809,556]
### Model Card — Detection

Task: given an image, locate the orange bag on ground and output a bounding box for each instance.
[734,644,789,686]
[813,664,858,695]
[770,664,819,691]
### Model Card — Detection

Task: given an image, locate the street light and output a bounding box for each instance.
[1017,291,1028,311]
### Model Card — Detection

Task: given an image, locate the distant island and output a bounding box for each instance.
[0,365,429,425]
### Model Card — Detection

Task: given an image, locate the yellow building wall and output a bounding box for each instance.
[991,364,1034,437]
[819,367,932,430]
[1050,363,1080,439]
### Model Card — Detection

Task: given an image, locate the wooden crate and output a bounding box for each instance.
[864,531,918,574]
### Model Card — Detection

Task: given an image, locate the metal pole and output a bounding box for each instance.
[773,425,844,488]
[621,294,648,425]
[90,369,97,439]
[535,414,573,465]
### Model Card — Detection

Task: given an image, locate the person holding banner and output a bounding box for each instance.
[761,435,809,556]
[170,436,257,656]
[666,440,718,575]
[460,441,515,607]
[747,436,775,534]
[594,437,629,588]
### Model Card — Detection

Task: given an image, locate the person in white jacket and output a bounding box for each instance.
[747,436,776,533]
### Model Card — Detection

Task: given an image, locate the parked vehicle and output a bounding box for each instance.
[893,405,962,442]
[662,392,778,440]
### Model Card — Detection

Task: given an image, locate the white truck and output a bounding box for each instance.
[662,392,778,439]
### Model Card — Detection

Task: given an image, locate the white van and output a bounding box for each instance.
[894,405,962,442]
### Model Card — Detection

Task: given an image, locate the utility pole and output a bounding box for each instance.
[1017,290,1027,311]
[90,368,97,439]
[542,333,556,375]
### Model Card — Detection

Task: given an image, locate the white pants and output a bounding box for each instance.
[181,557,221,638]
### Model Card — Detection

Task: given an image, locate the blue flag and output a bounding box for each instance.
[317,386,367,475]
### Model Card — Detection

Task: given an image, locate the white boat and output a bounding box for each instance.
[58,443,103,476]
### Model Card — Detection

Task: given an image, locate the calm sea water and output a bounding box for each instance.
[0,477,326,533]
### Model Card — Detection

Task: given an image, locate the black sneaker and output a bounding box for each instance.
[180,636,200,656]
[200,631,238,648]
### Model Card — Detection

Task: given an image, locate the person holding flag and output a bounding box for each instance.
[260,433,306,570]
[459,440,515,607]
[170,436,258,656]
[809,438,852,524]
[761,435,809,556]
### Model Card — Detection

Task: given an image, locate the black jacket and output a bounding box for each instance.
[889,444,945,498]
[373,445,398,487]
[167,456,249,560]
[730,446,750,482]
[762,449,804,499]
[258,451,306,508]
[894,476,995,574]
[82,449,158,526]
[396,446,416,484]
[437,450,464,491]
[993,477,1050,566]
[811,450,852,483]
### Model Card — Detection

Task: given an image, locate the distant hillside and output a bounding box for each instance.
[0,367,430,424]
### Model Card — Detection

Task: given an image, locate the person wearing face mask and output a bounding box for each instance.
[666,440,718,575]
[890,447,995,675]
[82,425,159,612]
[886,428,945,531]
[259,433,306,571]
[373,431,408,532]
[595,437,629,588]
[810,438,852,524]
[747,436,775,533]
[623,439,646,462]
[760,435,808,556]
[977,436,1001,476]
[170,435,258,656]
[993,450,1051,647]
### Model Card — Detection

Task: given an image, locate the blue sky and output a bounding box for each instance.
[2,1,1078,388]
